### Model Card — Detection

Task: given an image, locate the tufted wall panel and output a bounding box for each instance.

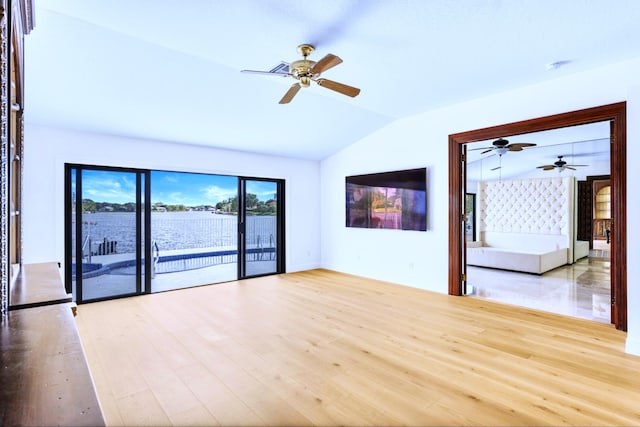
[478,176,574,236]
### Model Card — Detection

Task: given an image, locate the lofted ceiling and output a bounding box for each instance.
[24,0,640,160]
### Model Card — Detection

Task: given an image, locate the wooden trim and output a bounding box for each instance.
[448,102,627,330]
[1,2,9,315]
[611,106,627,330]
[448,134,463,295]
[2,0,32,315]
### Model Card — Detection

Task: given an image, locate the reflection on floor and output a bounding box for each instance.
[77,259,279,302]
[467,252,611,324]
[151,263,237,293]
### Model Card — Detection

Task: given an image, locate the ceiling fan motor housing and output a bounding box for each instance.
[297,43,315,57]
[290,59,317,86]
[493,138,509,147]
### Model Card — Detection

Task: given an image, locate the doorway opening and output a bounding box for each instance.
[464,123,611,323]
[448,102,627,330]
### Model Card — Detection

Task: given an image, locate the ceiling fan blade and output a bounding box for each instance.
[310,54,343,74]
[537,165,555,170]
[279,83,301,104]
[566,166,577,170]
[507,143,537,151]
[316,78,360,97]
[241,69,290,77]
[480,148,494,155]
[566,164,588,167]
[490,166,501,171]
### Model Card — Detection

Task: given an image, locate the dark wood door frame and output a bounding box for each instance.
[448,102,627,331]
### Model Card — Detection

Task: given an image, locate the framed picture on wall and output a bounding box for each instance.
[345,168,426,231]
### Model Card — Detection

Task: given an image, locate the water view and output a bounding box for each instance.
[70,167,281,301]
[76,211,239,254]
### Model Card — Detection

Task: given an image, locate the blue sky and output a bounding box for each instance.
[151,171,237,206]
[76,169,276,206]
[74,170,138,204]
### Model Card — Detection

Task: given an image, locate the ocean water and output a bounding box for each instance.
[73,211,276,255]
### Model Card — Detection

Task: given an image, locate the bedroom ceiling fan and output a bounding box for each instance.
[471,138,537,156]
[537,155,588,172]
[241,44,361,104]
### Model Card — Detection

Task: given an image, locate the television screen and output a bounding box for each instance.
[346,168,426,231]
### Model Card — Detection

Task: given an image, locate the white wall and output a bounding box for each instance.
[320,57,640,355]
[22,125,321,274]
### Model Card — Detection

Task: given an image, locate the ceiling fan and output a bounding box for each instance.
[471,138,537,156]
[241,44,361,104]
[537,155,588,172]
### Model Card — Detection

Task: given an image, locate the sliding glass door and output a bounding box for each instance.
[149,171,239,291]
[67,167,285,302]
[67,166,148,303]
[239,178,285,278]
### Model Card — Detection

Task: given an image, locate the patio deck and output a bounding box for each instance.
[74,247,277,301]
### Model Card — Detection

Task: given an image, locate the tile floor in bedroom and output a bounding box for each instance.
[467,240,611,324]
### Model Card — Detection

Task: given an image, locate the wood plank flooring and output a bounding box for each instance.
[74,269,640,426]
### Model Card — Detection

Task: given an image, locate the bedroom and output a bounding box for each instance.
[464,121,612,322]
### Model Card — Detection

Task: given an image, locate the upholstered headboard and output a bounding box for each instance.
[476,176,575,258]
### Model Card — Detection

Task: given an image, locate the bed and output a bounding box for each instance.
[466,232,571,274]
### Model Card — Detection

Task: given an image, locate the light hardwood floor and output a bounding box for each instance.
[75,269,640,426]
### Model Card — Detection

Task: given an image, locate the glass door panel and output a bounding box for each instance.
[149,171,238,292]
[239,179,284,278]
[68,167,77,296]
[70,167,143,302]
[461,145,471,295]
[465,193,476,242]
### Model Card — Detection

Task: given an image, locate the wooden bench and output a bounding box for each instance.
[9,262,72,310]
[1,263,105,426]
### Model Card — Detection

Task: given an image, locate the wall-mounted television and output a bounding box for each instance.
[346,168,426,231]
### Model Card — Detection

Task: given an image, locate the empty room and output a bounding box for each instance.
[2,1,640,426]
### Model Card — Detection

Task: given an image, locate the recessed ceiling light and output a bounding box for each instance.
[546,60,572,71]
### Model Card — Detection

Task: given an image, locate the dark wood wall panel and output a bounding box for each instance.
[577,180,592,247]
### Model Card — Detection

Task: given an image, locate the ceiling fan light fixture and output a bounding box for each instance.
[495,147,508,156]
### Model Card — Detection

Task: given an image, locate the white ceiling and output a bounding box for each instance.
[24,0,640,160]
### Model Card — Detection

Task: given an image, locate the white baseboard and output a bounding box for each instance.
[286,262,321,273]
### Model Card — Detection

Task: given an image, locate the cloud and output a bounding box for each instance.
[82,173,136,202]
[246,181,277,200]
[164,175,180,183]
[203,185,236,203]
